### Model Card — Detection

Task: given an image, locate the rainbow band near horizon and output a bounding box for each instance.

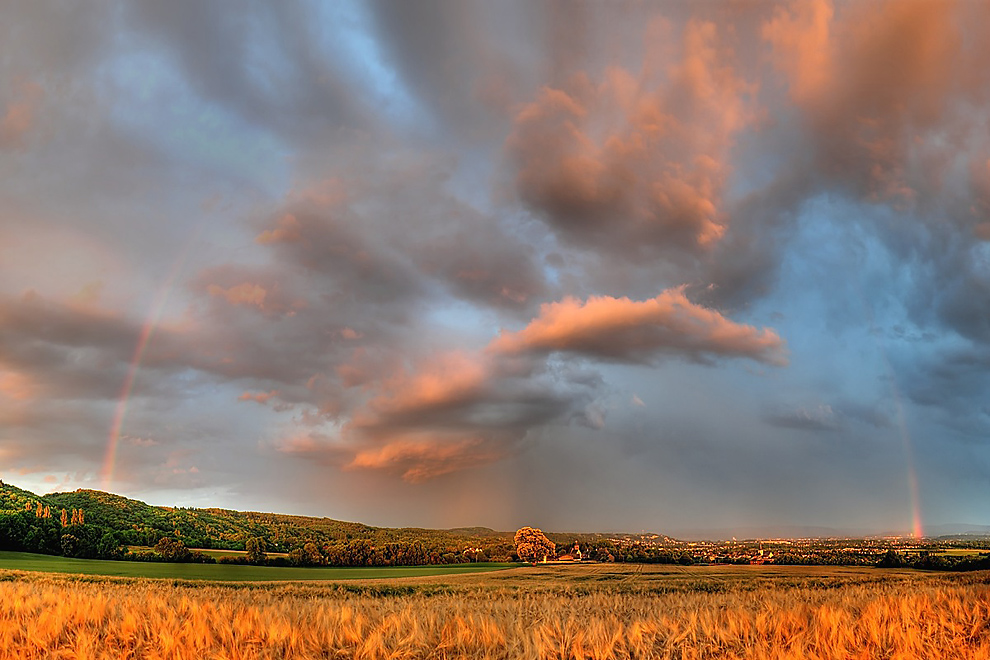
[850,280,924,539]
[99,242,197,492]
[871,329,924,539]
[889,375,924,539]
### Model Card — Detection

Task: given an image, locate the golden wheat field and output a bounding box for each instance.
[2,566,990,659]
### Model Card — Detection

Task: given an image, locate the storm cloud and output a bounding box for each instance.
[1,0,988,534]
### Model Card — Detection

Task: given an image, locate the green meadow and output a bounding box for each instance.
[0,551,518,582]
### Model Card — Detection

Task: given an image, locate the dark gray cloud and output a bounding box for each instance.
[505,18,753,260]
[763,404,840,433]
[124,0,368,144]
[1,0,989,533]
[834,399,894,430]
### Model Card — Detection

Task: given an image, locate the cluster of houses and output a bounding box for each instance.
[555,542,584,562]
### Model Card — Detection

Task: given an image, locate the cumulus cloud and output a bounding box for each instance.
[256,214,302,245]
[0,371,38,402]
[207,283,267,309]
[0,292,163,401]
[319,348,602,480]
[762,0,833,106]
[0,80,43,150]
[279,287,783,482]
[507,18,753,259]
[763,404,840,432]
[198,267,307,318]
[358,351,489,424]
[251,155,547,314]
[121,0,370,145]
[491,288,786,366]
[5,0,990,530]
[708,0,990,342]
[238,391,279,405]
[346,434,506,484]
[765,0,972,203]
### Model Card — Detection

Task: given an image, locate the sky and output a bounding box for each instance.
[1,0,989,537]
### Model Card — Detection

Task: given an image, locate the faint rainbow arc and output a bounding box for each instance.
[878,351,924,539]
[99,242,197,491]
[853,285,924,538]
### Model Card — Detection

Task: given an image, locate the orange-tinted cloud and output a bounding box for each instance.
[763,0,970,203]
[275,429,507,484]
[362,351,489,421]
[345,433,504,483]
[197,267,307,318]
[0,81,43,150]
[491,288,787,366]
[0,371,37,401]
[255,213,301,244]
[762,0,834,105]
[207,283,267,309]
[328,286,784,482]
[507,19,752,256]
[238,390,279,405]
[323,343,602,481]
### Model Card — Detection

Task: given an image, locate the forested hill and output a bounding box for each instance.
[0,481,513,552]
[0,480,676,558]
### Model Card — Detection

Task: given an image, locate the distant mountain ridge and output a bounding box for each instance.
[926,523,990,537]
[670,523,990,541]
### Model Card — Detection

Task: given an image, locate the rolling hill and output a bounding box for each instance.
[0,480,673,556]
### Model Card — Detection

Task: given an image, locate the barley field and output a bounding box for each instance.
[1,566,989,659]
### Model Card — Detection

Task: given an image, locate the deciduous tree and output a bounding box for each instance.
[514,526,555,563]
[246,537,267,564]
[154,537,191,562]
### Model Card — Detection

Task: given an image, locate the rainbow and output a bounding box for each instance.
[869,324,924,538]
[888,373,924,539]
[849,280,924,538]
[99,243,195,491]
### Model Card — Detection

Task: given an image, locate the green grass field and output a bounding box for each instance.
[0,551,519,582]
[935,548,989,557]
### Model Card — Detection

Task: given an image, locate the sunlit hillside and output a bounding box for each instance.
[1,481,506,550]
[0,481,670,557]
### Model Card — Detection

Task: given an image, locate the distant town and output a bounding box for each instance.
[580,533,990,570]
